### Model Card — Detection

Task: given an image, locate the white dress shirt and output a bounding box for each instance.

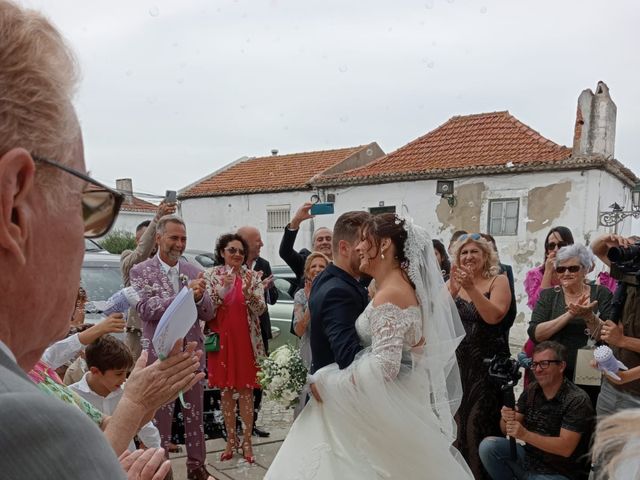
[157,254,180,292]
[41,333,83,369]
[69,373,161,451]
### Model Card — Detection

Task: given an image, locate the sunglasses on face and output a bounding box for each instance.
[547,241,568,251]
[33,155,124,238]
[458,233,482,242]
[530,360,562,370]
[225,246,245,256]
[555,265,581,274]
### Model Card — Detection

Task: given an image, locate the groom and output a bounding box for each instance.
[308,211,371,391]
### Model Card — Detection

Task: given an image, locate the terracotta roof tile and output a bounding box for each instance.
[317,111,572,185]
[120,196,157,213]
[180,145,368,198]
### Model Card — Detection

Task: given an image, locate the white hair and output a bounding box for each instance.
[555,243,594,270]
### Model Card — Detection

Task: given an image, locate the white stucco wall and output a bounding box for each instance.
[179,167,631,349]
[180,190,336,263]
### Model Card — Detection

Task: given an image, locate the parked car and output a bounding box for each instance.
[268,265,299,351]
[181,249,216,269]
[81,251,125,340]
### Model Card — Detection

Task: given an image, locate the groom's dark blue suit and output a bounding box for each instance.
[308,263,369,374]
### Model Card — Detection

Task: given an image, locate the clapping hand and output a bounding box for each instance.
[120,448,171,480]
[261,273,275,290]
[242,270,255,298]
[448,265,462,298]
[452,264,474,290]
[566,293,597,319]
[122,339,204,418]
[188,272,206,302]
[304,278,312,298]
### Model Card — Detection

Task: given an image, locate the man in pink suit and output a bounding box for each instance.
[130,215,214,480]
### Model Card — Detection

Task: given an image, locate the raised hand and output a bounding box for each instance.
[290,202,314,230]
[155,201,176,221]
[96,313,126,335]
[448,265,462,298]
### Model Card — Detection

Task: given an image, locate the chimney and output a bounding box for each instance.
[572,81,617,158]
[271,149,279,156]
[115,178,134,204]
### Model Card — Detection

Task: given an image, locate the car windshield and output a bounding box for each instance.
[81,264,124,302]
[195,254,216,268]
[84,238,104,252]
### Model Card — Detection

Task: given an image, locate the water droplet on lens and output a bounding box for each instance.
[366,148,373,156]
[125,69,133,77]
[149,6,160,17]
[338,65,348,73]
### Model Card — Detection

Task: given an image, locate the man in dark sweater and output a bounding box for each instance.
[479,341,593,480]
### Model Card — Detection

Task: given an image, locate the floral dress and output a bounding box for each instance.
[29,360,104,427]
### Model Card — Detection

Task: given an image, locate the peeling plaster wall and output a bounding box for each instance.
[526,182,572,233]
[436,183,485,233]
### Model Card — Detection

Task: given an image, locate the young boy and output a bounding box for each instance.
[69,335,161,451]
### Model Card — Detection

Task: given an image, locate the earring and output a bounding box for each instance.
[381,253,385,260]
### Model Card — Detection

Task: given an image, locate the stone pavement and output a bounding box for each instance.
[170,400,294,479]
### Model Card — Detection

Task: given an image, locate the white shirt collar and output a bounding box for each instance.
[156,253,179,274]
[75,372,122,401]
[0,339,16,363]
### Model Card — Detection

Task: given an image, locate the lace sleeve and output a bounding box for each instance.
[368,304,421,381]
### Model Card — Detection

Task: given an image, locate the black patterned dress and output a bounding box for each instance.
[454,294,510,480]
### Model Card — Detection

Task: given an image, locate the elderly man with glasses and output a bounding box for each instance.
[479,341,594,480]
[0,2,206,479]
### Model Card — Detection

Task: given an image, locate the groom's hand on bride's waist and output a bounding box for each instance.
[310,383,322,403]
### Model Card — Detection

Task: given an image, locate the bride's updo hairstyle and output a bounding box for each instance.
[362,213,409,269]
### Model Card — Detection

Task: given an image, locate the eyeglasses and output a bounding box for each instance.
[530,360,563,370]
[547,241,568,251]
[458,233,482,242]
[225,246,245,256]
[555,265,581,274]
[33,155,124,238]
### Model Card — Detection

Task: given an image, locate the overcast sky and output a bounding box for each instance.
[24,0,639,200]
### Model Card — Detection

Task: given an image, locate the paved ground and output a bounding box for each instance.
[170,400,294,479]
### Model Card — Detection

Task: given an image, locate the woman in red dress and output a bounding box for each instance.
[204,233,266,463]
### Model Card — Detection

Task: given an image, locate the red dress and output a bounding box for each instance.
[207,275,260,389]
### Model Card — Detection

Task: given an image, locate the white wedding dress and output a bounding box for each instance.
[265,301,473,479]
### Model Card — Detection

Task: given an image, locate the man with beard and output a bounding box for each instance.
[130,215,214,480]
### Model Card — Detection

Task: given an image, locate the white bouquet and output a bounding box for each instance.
[258,345,308,408]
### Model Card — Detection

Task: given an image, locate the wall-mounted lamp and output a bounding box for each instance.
[598,183,640,227]
[436,180,457,207]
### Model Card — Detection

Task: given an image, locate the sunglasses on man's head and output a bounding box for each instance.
[458,233,482,242]
[33,155,124,238]
[555,265,581,274]
[225,246,245,256]
[547,241,568,251]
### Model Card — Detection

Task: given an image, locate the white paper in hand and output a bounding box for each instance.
[152,286,197,359]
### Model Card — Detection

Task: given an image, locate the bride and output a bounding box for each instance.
[265,213,473,479]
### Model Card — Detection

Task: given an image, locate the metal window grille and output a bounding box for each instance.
[488,199,519,236]
[267,205,291,232]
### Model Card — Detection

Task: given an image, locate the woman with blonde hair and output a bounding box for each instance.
[447,233,512,480]
[592,408,640,479]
